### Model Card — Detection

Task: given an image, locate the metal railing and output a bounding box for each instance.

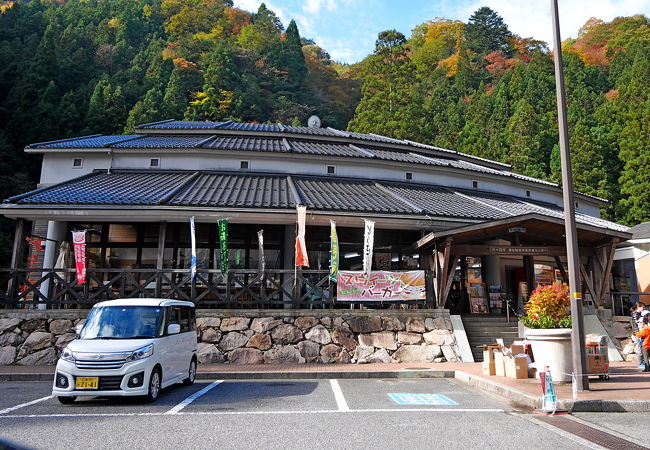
[0,268,429,309]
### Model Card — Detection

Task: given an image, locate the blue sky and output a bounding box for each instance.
[233,0,650,63]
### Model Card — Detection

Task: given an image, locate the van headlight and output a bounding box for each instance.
[60,347,75,363]
[126,344,153,362]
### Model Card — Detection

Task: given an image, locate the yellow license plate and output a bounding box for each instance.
[75,377,99,389]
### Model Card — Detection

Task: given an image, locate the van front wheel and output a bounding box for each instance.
[144,368,161,403]
[57,396,76,405]
[183,358,197,386]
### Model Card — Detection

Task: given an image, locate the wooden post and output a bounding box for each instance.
[8,219,26,301]
[421,251,435,308]
[596,239,618,308]
[553,256,568,283]
[438,238,452,308]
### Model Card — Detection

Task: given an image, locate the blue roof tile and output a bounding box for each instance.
[205,136,287,152]
[15,172,191,205]
[37,135,142,149]
[112,135,214,148]
[170,174,293,208]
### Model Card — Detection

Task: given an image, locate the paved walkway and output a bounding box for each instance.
[2,361,648,412]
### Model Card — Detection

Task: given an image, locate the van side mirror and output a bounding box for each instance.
[167,324,181,335]
[75,324,83,335]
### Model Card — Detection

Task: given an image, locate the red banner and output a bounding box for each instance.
[72,231,87,285]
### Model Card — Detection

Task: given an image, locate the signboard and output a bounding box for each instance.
[336,270,426,301]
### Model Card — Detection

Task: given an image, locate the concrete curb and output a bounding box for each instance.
[454,370,541,410]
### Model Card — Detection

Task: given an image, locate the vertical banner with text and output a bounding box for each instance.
[71,231,87,285]
[218,219,228,276]
[189,216,197,280]
[363,219,375,278]
[295,205,309,267]
[257,230,265,279]
[329,220,339,282]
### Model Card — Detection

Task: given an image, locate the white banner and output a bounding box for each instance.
[295,205,309,267]
[190,216,197,280]
[363,219,374,278]
[258,229,265,277]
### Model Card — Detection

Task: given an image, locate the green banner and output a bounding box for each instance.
[330,220,339,282]
[218,219,228,276]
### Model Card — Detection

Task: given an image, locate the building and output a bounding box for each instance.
[0,119,630,312]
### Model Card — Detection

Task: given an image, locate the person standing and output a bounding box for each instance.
[635,314,650,373]
[631,302,649,369]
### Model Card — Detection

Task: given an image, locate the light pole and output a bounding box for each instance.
[550,0,589,390]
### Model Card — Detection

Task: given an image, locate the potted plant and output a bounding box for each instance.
[521,282,573,382]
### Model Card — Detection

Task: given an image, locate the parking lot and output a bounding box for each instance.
[1,377,619,449]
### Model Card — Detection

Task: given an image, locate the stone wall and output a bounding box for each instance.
[0,309,460,366]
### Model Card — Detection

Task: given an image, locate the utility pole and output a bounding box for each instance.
[550,0,589,390]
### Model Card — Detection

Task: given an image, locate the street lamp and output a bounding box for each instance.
[550,0,589,390]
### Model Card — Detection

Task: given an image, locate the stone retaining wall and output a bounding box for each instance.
[0,309,460,366]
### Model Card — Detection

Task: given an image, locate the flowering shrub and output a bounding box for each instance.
[520,282,572,329]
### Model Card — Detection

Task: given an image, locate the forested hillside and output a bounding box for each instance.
[0,1,648,265]
[349,9,649,226]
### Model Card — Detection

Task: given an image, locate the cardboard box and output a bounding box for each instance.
[504,355,529,379]
[483,345,501,362]
[510,344,525,356]
[482,360,496,376]
[587,354,608,374]
[494,351,506,376]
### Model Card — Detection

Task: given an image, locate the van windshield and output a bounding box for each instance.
[80,306,164,340]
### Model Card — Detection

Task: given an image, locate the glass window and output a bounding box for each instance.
[80,306,163,339]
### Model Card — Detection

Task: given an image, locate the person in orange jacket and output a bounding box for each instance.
[636,314,650,373]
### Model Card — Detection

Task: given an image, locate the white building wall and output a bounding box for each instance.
[37,150,604,217]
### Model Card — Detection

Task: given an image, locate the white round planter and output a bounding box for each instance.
[524,327,573,383]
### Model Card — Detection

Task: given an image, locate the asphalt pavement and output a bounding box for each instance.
[2,378,646,450]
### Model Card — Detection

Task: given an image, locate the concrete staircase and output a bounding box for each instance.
[461,315,520,362]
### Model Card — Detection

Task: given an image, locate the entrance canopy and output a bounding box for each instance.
[415,213,631,309]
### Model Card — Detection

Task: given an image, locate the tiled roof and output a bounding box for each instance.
[289,141,362,157]
[5,170,628,233]
[112,135,214,148]
[138,120,226,129]
[293,177,417,213]
[13,172,191,205]
[34,135,142,149]
[205,136,287,152]
[170,174,293,208]
[221,122,282,132]
[383,184,507,219]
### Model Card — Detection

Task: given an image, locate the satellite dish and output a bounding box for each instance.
[307,115,321,128]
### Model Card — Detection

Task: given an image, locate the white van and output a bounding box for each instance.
[52,298,198,404]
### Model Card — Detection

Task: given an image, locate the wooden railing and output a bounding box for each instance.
[0,268,353,309]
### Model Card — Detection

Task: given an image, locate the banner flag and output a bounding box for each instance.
[190,216,197,280]
[329,220,339,282]
[218,219,228,276]
[363,219,375,278]
[257,230,265,278]
[71,231,87,285]
[336,270,426,301]
[295,205,309,267]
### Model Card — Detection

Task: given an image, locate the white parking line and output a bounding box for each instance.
[0,408,506,419]
[329,379,349,411]
[166,380,223,415]
[0,395,54,415]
